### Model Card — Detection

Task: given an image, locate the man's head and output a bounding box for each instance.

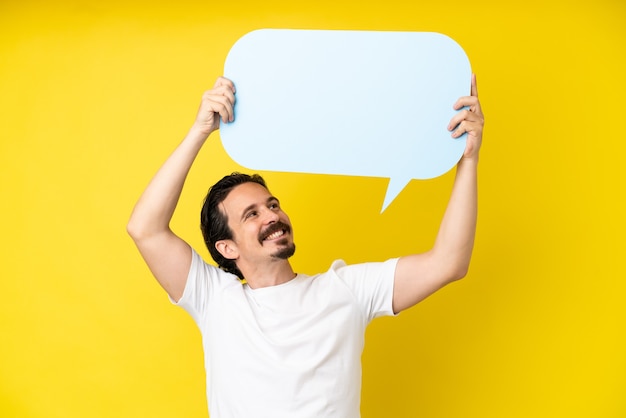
[200,173,295,279]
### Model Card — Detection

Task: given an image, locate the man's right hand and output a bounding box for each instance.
[193,76,236,137]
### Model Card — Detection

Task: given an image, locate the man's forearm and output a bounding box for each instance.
[432,156,478,279]
[127,126,209,241]
[127,78,235,242]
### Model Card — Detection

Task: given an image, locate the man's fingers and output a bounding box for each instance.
[213,76,236,93]
[453,75,481,114]
[447,108,472,131]
[471,73,478,98]
[210,95,234,123]
[205,84,236,105]
[451,120,468,138]
[453,96,481,113]
[203,88,236,123]
[447,74,484,158]
[451,120,481,138]
[448,107,484,139]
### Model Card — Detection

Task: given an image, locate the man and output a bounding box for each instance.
[127,75,484,417]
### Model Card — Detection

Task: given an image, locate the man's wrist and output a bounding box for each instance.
[459,154,479,169]
[187,123,214,142]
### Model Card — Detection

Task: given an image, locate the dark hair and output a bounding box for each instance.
[200,172,268,279]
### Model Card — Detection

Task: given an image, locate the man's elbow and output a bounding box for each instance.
[446,262,470,283]
[448,248,474,282]
[126,216,149,242]
[452,268,469,282]
[433,245,473,284]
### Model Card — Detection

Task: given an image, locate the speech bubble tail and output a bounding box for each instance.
[381,177,411,213]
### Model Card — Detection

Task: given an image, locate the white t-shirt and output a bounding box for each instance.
[174,248,398,418]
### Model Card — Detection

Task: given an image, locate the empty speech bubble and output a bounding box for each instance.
[221,29,471,212]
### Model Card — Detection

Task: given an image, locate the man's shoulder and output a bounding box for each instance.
[190,247,242,285]
[318,258,399,277]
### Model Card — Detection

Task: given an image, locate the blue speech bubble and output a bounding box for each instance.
[221,29,471,212]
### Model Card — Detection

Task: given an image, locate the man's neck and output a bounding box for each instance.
[241,260,296,289]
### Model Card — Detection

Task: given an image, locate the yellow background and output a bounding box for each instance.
[1,0,624,417]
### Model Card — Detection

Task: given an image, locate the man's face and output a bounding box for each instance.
[219,182,295,265]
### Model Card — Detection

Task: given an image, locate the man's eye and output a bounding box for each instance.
[245,211,257,219]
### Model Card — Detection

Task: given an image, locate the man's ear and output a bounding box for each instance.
[215,240,239,260]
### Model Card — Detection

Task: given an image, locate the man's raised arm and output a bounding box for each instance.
[127,77,236,302]
[392,74,484,313]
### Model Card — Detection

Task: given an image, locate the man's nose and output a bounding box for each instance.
[261,207,279,224]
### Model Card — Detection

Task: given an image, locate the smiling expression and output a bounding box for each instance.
[218,182,295,264]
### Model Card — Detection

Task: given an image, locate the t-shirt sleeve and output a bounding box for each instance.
[170,248,223,325]
[331,258,399,322]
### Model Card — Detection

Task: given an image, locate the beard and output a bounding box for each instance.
[271,241,296,260]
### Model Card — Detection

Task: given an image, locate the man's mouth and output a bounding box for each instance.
[264,230,285,240]
[259,222,290,243]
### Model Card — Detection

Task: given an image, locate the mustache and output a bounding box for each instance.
[258,221,291,244]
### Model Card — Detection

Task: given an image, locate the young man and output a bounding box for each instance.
[127,75,484,417]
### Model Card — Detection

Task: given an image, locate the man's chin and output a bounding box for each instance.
[271,243,296,260]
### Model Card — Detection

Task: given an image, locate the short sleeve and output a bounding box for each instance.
[170,248,235,325]
[331,258,399,322]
